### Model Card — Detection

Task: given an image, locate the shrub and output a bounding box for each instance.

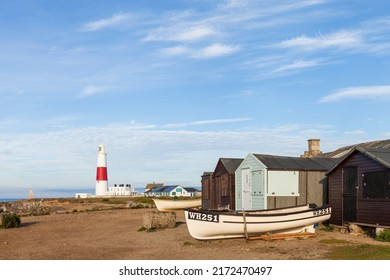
[375,229,390,242]
[1,213,21,229]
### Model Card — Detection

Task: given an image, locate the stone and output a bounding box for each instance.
[142,211,176,230]
[349,224,364,234]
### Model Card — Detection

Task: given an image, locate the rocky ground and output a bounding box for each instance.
[1,198,389,260]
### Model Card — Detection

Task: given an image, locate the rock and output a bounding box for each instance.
[349,224,364,234]
[142,211,176,230]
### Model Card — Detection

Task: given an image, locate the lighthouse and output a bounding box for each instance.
[95,144,108,196]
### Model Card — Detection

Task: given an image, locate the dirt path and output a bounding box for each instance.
[1,208,388,260]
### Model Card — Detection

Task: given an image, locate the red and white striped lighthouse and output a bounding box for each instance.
[95,144,108,196]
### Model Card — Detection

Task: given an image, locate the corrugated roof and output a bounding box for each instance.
[220,158,244,174]
[146,185,199,193]
[358,147,390,168]
[253,153,340,171]
[326,146,390,175]
[319,139,390,158]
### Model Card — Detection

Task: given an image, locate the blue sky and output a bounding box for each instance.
[1,0,390,198]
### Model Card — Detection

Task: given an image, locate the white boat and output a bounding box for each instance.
[153,198,202,211]
[184,204,331,240]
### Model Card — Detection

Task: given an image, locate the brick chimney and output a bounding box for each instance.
[301,139,322,158]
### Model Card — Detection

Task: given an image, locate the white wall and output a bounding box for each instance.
[267,170,299,196]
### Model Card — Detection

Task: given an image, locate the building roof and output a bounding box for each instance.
[319,139,390,158]
[145,183,164,190]
[219,158,244,174]
[253,153,340,171]
[145,185,199,193]
[326,146,390,175]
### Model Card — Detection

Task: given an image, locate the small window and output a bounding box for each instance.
[363,171,390,199]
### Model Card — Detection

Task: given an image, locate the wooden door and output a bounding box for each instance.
[242,168,252,210]
[342,167,358,223]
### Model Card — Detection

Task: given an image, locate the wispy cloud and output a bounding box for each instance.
[271,59,326,73]
[279,30,363,51]
[143,26,217,43]
[79,85,106,97]
[160,46,191,57]
[80,13,131,32]
[191,43,240,59]
[164,117,252,128]
[319,85,390,103]
[190,118,251,125]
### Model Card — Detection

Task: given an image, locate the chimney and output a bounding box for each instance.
[302,139,322,158]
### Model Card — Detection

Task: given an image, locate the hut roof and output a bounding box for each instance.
[219,158,244,174]
[253,153,340,171]
[326,146,390,175]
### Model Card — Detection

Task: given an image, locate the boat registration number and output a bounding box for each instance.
[313,207,331,216]
[188,211,219,223]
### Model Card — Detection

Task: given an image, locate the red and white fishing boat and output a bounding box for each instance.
[184,204,331,240]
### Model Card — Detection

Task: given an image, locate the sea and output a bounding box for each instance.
[0,198,22,203]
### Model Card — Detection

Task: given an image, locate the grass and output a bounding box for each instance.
[326,244,390,260]
[319,238,351,245]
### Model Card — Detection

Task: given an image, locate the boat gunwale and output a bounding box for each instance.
[184,204,330,218]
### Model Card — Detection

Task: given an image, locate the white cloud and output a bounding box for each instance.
[80,13,131,32]
[279,30,363,51]
[192,43,240,58]
[190,118,251,125]
[272,59,324,73]
[175,26,216,42]
[160,46,191,57]
[144,26,217,43]
[164,118,251,128]
[79,85,106,97]
[319,85,390,103]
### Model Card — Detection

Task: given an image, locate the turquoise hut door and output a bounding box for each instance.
[252,170,265,209]
[242,168,252,210]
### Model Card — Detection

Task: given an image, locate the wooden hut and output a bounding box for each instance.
[327,146,390,226]
[201,172,214,210]
[213,158,243,210]
[235,153,339,211]
[201,158,243,210]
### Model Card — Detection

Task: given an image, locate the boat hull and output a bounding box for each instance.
[153,198,202,211]
[184,204,331,240]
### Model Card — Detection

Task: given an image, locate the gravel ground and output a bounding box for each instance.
[1,207,389,260]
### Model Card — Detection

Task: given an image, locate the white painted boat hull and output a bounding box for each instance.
[184,204,331,240]
[153,198,202,211]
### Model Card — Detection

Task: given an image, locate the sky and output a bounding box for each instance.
[1,0,390,198]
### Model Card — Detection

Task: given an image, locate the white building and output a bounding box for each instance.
[107,184,137,196]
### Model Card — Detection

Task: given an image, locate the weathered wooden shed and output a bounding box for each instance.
[212,158,243,210]
[327,146,390,226]
[235,153,339,211]
[201,172,214,210]
[201,158,243,210]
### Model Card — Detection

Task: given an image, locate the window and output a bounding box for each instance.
[363,171,390,199]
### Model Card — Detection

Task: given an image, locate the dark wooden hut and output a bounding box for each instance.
[327,146,390,226]
[201,158,243,210]
[213,158,243,210]
[201,172,214,210]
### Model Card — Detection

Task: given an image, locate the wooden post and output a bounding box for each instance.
[243,210,248,242]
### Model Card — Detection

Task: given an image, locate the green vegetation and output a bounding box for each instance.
[320,224,334,232]
[375,229,390,242]
[183,241,194,246]
[319,238,350,245]
[100,198,127,205]
[1,213,21,229]
[133,197,154,204]
[326,244,390,260]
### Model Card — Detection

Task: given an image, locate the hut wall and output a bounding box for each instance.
[213,162,229,209]
[201,173,214,210]
[267,171,327,209]
[328,151,390,226]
